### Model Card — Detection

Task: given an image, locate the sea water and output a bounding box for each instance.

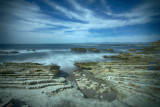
[0,43,147,73]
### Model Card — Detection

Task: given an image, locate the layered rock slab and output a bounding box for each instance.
[0,62,75,107]
[75,51,160,107]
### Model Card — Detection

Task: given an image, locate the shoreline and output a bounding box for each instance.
[0,42,160,107]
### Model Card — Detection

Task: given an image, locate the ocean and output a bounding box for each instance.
[0,43,148,73]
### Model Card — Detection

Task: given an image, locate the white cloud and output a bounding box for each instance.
[107,1,160,21]
[0,0,159,43]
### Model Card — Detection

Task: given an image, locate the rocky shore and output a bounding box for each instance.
[73,41,160,107]
[0,41,160,107]
[0,62,124,107]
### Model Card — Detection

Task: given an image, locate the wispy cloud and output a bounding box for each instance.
[0,0,159,43]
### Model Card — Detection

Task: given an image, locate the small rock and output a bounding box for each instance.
[82,78,88,81]
[119,82,124,84]
[101,84,106,87]
[76,79,80,81]
[90,84,97,90]
[86,86,91,89]
[92,81,98,85]
[75,73,81,76]
[99,89,104,93]
[85,80,90,84]
[103,87,109,90]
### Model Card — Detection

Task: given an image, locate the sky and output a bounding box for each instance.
[0,0,160,44]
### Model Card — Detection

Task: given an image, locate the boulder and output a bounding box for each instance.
[88,48,100,52]
[71,48,87,52]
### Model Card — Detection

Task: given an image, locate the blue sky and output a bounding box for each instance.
[0,0,160,43]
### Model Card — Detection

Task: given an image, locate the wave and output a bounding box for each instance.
[0,49,70,55]
[17,52,118,73]
[74,44,100,46]
[0,48,118,73]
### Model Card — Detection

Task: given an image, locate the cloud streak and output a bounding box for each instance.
[0,0,159,43]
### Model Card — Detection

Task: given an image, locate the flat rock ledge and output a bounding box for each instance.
[0,62,76,107]
[72,71,117,101]
[74,50,160,107]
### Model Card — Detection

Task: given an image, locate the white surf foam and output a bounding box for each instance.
[0,49,70,55]
[20,52,118,73]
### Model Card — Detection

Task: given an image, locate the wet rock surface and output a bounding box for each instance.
[128,48,136,51]
[74,62,98,70]
[71,48,87,52]
[0,51,19,54]
[1,43,160,107]
[102,48,114,52]
[0,62,75,107]
[151,40,160,45]
[74,48,160,106]
[0,62,60,78]
[71,71,117,101]
[88,48,100,52]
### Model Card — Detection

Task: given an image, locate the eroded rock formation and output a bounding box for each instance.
[88,48,100,52]
[71,48,87,52]
[74,51,160,106]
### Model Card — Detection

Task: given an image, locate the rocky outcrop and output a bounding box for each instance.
[27,49,36,51]
[0,62,86,107]
[88,48,100,52]
[0,62,60,78]
[71,70,117,101]
[102,48,114,52]
[110,53,142,61]
[74,62,97,70]
[0,51,19,54]
[151,40,160,45]
[74,50,160,107]
[111,53,130,60]
[71,48,87,52]
[128,48,136,51]
[142,46,160,52]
